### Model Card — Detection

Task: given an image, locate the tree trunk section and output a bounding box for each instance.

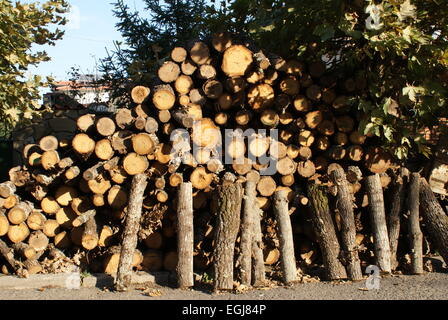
[273,190,297,283]
[212,181,243,291]
[176,183,194,289]
[408,173,423,274]
[330,168,363,281]
[388,167,408,270]
[365,174,391,273]
[419,178,448,265]
[115,173,148,291]
[307,183,347,280]
[238,181,255,286]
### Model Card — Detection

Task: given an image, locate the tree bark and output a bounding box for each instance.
[388,167,408,270]
[115,173,148,291]
[408,173,423,274]
[213,181,243,291]
[238,181,255,286]
[419,178,448,265]
[330,168,363,281]
[307,183,347,280]
[273,190,297,283]
[365,174,391,273]
[176,183,194,289]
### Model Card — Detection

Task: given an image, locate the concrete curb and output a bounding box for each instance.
[0,272,172,290]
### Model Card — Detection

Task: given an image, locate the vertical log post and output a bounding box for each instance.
[251,198,266,286]
[307,183,347,280]
[115,173,148,291]
[213,178,243,291]
[176,182,194,288]
[408,173,423,274]
[273,189,297,283]
[238,181,255,286]
[365,174,391,273]
[330,168,363,281]
[388,167,409,271]
[419,178,448,265]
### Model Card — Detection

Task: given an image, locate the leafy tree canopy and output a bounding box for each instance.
[0,0,68,137]
[102,0,447,159]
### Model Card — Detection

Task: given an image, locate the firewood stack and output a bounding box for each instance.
[1,32,445,281]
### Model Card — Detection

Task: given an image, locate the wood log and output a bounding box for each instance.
[260,109,279,128]
[277,157,296,176]
[56,207,77,229]
[131,86,150,104]
[96,117,116,137]
[181,58,197,76]
[247,83,275,110]
[104,246,143,274]
[203,79,224,101]
[64,166,81,181]
[198,64,217,80]
[40,150,59,171]
[58,157,74,170]
[39,136,58,152]
[176,183,194,288]
[365,174,391,273]
[189,41,210,65]
[192,118,221,149]
[190,167,213,190]
[42,219,60,238]
[158,110,171,124]
[72,208,96,228]
[81,216,99,250]
[419,178,448,265]
[307,183,347,280]
[95,139,114,160]
[0,211,9,236]
[123,153,149,176]
[158,61,181,83]
[347,145,364,162]
[171,47,187,62]
[12,242,38,260]
[54,231,72,249]
[297,160,316,178]
[115,108,134,129]
[115,173,148,291]
[77,114,95,132]
[54,185,78,206]
[408,173,423,275]
[213,180,243,291]
[222,45,253,77]
[330,168,363,281]
[273,190,297,283]
[98,225,115,247]
[0,239,24,276]
[257,176,277,197]
[8,201,33,224]
[132,133,155,156]
[153,84,176,110]
[26,211,46,231]
[388,167,408,270]
[72,133,95,158]
[238,180,255,286]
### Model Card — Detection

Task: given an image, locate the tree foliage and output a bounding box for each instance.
[204,0,448,159]
[0,0,68,137]
[102,0,447,159]
[100,0,208,104]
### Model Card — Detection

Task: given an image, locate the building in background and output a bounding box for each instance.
[43,74,116,113]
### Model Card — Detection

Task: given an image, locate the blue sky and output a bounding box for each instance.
[30,0,147,82]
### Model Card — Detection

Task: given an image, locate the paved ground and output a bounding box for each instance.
[0,271,447,300]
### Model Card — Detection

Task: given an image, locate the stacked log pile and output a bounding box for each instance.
[0,33,447,287]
